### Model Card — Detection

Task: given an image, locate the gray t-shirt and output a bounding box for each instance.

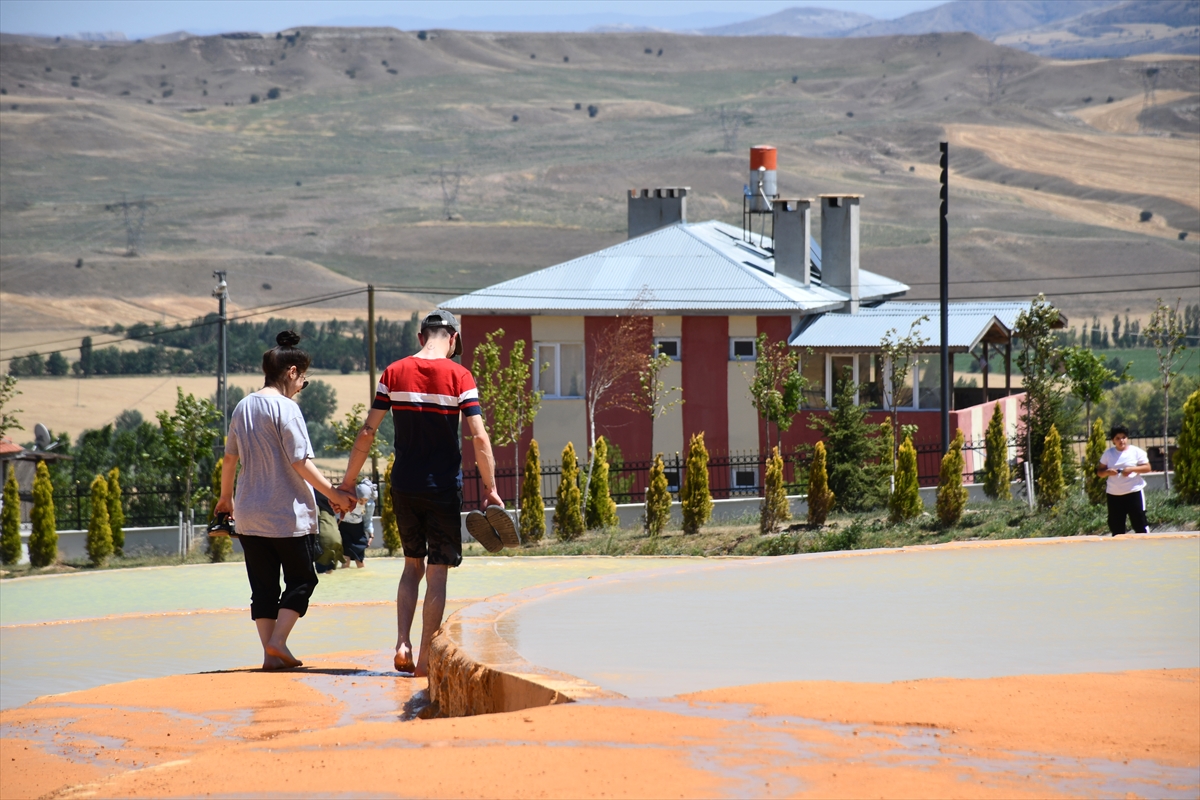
[227,392,317,538]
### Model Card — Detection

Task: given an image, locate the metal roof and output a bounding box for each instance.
[789,301,1034,352]
[442,220,909,315]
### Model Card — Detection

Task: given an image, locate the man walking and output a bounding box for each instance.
[340,310,506,676]
[1097,424,1152,536]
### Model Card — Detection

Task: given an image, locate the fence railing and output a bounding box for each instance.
[48,483,211,531]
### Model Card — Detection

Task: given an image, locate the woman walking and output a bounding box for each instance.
[214,331,354,669]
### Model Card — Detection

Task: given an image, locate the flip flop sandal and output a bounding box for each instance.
[465,509,504,553]
[485,505,521,548]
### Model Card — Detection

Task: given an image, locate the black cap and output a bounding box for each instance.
[420,309,462,356]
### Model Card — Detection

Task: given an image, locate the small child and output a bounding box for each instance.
[339,479,376,568]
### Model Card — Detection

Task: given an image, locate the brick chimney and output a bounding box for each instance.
[820,194,861,313]
[771,198,812,285]
[628,187,688,239]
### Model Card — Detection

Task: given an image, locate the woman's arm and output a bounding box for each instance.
[293,457,355,512]
[214,453,239,515]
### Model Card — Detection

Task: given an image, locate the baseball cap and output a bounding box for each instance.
[420,309,462,356]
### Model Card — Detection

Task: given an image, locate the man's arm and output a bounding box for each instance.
[465,414,503,510]
[340,407,389,492]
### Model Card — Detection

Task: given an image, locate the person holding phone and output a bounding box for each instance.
[1096,424,1152,536]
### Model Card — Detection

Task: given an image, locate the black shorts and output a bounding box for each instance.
[392,488,463,567]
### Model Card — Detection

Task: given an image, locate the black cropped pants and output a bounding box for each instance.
[1106,490,1148,536]
[240,534,319,619]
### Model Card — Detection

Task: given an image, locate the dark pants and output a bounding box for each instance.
[392,488,463,567]
[340,519,369,562]
[1107,490,1148,535]
[240,534,319,619]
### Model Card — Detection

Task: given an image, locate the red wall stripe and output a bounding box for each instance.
[682,316,729,455]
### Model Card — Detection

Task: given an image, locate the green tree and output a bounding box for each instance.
[472,330,544,509]
[812,365,886,512]
[1038,424,1066,510]
[760,445,790,533]
[807,440,834,527]
[879,318,929,467]
[156,388,222,529]
[0,374,22,441]
[554,442,584,541]
[297,379,338,425]
[1014,295,1076,486]
[86,474,113,566]
[585,436,619,529]
[47,351,70,376]
[207,458,232,562]
[982,403,1011,501]
[520,439,546,542]
[28,461,57,567]
[1,469,20,564]
[381,454,401,555]
[936,429,968,527]
[106,467,125,557]
[328,403,383,457]
[1084,417,1107,505]
[645,452,671,538]
[748,333,805,453]
[681,432,712,535]
[889,434,922,523]
[1175,390,1200,504]
[1145,298,1190,492]
[1063,346,1128,435]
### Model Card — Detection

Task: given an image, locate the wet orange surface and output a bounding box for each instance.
[1,651,1195,799]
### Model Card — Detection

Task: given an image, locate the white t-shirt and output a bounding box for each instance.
[1099,445,1149,495]
[226,392,317,537]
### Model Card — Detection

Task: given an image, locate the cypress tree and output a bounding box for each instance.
[645,452,671,538]
[86,474,113,567]
[760,446,790,533]
[28,461,57,567]
[936,429,968,527]
[1,469,21,565]
[1038,424,1066,510]
[520,440,546,543]
[680,432,712,534]
[982,403,1011,501]
[889,434,922,523]
[585,436,619,529]
[1176,389,1200,504]
[554,442,584,541]
[807,441,834,527]
[381,454,401,555]
[207,459,231,563]
[1084,417,1108,505]
[107,467,125,557]
[814,367,887,511]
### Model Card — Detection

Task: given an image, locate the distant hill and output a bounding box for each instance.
[846,1,1116,39]
[699,7,876,37]
[996,0,1200,58]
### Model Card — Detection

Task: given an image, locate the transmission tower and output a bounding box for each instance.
[109,193,154,255]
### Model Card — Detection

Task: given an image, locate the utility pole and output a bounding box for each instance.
[213,271,229,438]
[939,142,950,455]
[367,284,378,484]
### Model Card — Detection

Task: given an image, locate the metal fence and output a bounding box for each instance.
[51,482,211,531]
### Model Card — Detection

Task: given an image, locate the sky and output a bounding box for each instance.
[0,0,949,39]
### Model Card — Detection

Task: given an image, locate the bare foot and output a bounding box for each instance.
[394,644,416,674]
[265,642,303,668]
[355,561,364,569]
[414,655,429,678]
[262,654,286,671]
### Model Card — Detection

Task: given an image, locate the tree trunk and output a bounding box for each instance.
[582,406,596,518]
[1164,388,1172,491]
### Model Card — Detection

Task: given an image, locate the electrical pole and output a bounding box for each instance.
[368,284,378,484]
[213,271,229,438]
[939,142,950,455]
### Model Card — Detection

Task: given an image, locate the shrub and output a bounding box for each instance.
[1,469,20,564]
[381,454,401,555]
[1176,389,1200,503]
[760,446,790,533]
[982,403,1011,500]
[814,367,887,511]
[585,436,619,529]
[936,429,968,527]
[520,440,545,543]
[207,459,231,562]
[889,434,922,523]
[554,442,584,541]
[267,87,281,100]
[681,432,712,534]
[249,93,260,104]
[1038,424,1066,509]
[86,474,113,566]
[1139,210,1152,222]
[645,452,671,538]
[1084,417,1107,505]
[807,441,834,526]
[28,461,57,567]
[107,466,125,556]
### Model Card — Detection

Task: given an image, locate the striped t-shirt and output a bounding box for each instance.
[373,355,482,492]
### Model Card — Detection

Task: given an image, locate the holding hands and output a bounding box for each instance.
[329,485,357,515]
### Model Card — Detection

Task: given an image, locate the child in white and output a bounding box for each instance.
[1096,425,1151,535]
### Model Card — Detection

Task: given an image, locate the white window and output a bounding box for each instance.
[731,467,759,494]
[655,337,681,360]
[536,342,584,398]
[730,337,757,361]
[804,354,891,409]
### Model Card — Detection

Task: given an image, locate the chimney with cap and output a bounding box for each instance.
[771,198,812,285]
[628,187,688,239]
[820,194,861,313]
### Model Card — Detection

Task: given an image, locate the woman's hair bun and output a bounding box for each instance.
[276,330,302,348]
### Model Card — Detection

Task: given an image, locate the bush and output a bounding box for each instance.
[681,432,712,534]
[585,436,619,529]
[936,429,968,527]
[760,446,790,533]
[889,434,922,523]
[1,469,20,564]
[1038,424,1066,509]
[645,453,671,538]
[520,440,545,543]
[554,442,584,541]
[1084,417,1107,505]
[249,93,260,104]
[381,455,401,555]
[86,474,113,566]
[47,352,69,376]
[28,461,57,567]
[267,87,281,100]
[807,440,834,526]
[814,367,887,511]
[983,403,1011,501]
[107,466,125,556]
[1176,389,1200,504]
[207,459,231,562]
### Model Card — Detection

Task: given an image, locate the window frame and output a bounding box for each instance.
[808,353,925,410]
[730,465,759,495]
[654,337,681,361]
[729,337,757,361]
[535,341,586,399]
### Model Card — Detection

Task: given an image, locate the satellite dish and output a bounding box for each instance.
[33,423,54,451]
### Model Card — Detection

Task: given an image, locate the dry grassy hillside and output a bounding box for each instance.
[1,29,1197,353]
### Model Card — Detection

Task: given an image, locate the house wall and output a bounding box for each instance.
[682,316,729,455]
[530,316,586,465]
[460,315,533,494]
[652,316,684,458]
[727,316,759,454]
[586,316,653,463]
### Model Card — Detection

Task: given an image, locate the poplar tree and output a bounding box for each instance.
[982,403,1011,501]
[645,453,671,538]
[1084,417,1108,505]
[681,432,713,534]
[889,434,922,523]
[585,436,619,529]
[936,429,968,526]
[760,446,790,533]
[381,455,401,555]
[86,474,113,566]
[207,459,232,562]
[806,441,834,527]
[28,461,57,567]
[107,467,125,557]
[1175,390,1200,504]
[1,469,21,565]
[520,440,546,542]
[554,442,584,541]
[1038,424,1066,510]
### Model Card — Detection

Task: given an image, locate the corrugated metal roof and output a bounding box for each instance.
[790,301,1029,351]
[442,220,909,315]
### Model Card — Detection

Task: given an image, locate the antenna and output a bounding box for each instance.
[33,422,56,451]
